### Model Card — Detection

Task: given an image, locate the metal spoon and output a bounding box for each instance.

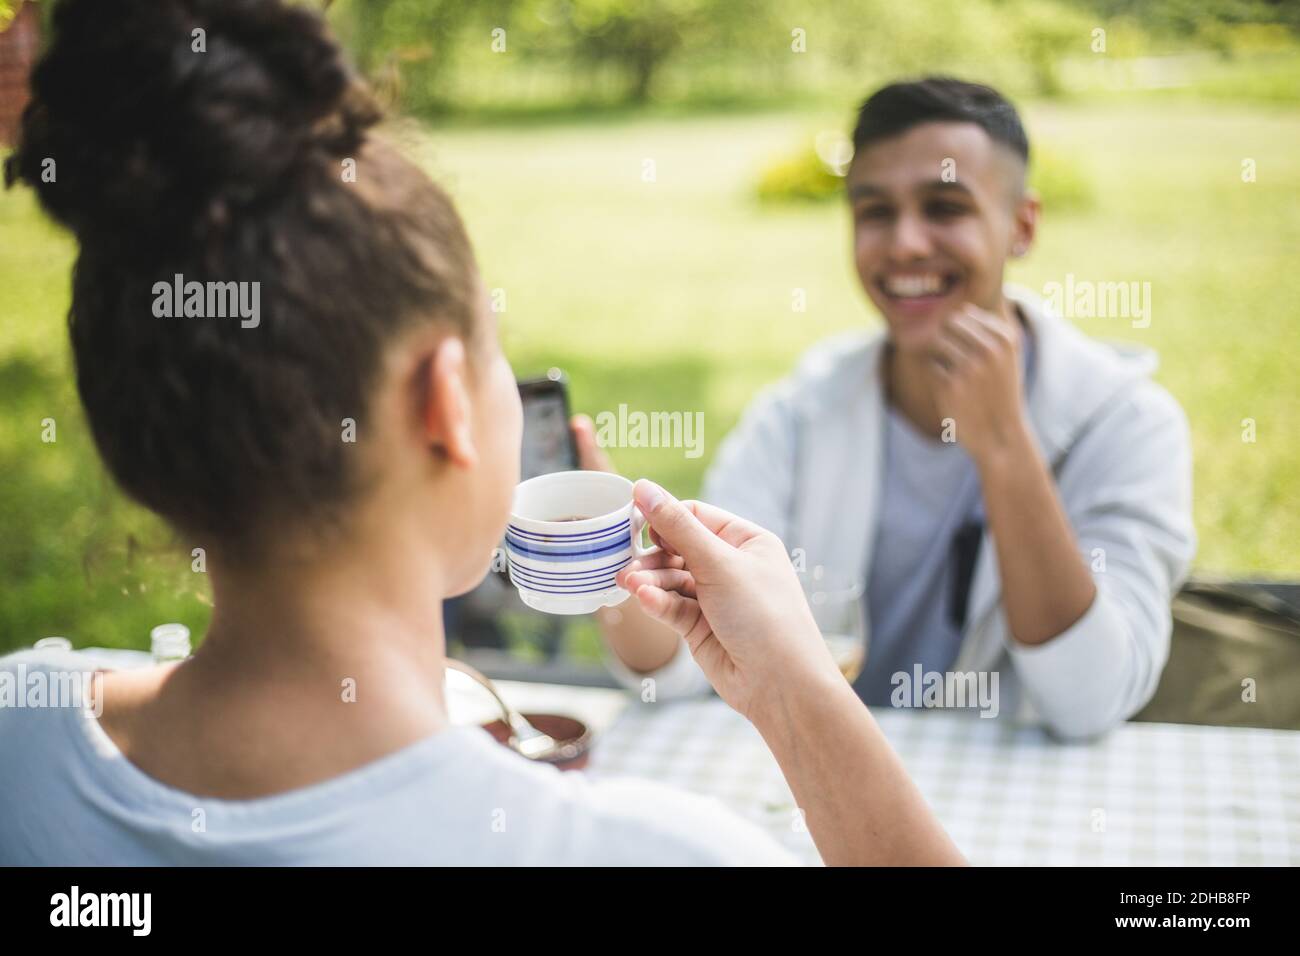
[444,658,560,761]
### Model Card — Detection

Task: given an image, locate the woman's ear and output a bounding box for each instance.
[423,336,477,469]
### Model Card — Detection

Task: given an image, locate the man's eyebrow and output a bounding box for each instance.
[847,179,976,200]
[847,183,888,201]
[919,179,975,196]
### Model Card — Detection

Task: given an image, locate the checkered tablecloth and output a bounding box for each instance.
[68,651,1300,866]
[582,695,1300,867]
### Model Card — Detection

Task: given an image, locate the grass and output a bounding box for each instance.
[1,98,1297,655]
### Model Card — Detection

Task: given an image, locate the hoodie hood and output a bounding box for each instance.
[1009,284,1160,466]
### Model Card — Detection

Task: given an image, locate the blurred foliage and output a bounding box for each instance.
[321,0,1300,114]
[1077,0,1300,35]
[754,133,1096,214]
[0,0,41,30]
[1029,145,1095,213]
[1196,20,1298,56]
[755,142,843,204]
[7,0,1298,111]
[330,0,786,110]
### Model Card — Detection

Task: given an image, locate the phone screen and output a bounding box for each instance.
[519,380,578,480]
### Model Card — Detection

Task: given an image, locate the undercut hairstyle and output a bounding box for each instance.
[852,77,1030,166]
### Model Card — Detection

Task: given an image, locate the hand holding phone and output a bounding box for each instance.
[570,413,615,473]
[518,372,580,481]
[518,370,615,478]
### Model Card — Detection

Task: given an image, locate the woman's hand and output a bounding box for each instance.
[618,479,968,867]
[614,479,842,720]
[611,478,967,868]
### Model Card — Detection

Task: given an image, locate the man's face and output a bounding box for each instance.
[846,121,1036,353]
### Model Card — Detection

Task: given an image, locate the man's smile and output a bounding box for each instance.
[876,269,961,316]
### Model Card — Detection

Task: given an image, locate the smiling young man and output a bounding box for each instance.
[587,77,1197,740]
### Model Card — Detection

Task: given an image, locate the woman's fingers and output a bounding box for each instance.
[678,498,767,548]
[629,552,687,572]
[633,584,710,644]
[648,525,678,557]
[633,480,768,559]
[632,481,731,570]
[615,553,684,589]
[625,567,697,598]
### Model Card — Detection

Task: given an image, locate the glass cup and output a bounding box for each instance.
[800,567,867,684]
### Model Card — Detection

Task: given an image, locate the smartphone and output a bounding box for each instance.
[518,370,579,481]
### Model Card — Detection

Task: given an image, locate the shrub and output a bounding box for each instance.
[755,141,845,204]
[1030,144,1095,214]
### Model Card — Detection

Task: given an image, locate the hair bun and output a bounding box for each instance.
[6,0,380,241]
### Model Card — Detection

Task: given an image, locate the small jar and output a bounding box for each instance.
[150,623,192,663]
[34,636,74,652]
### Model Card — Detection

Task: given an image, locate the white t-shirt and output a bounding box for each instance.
[0,650,799,866]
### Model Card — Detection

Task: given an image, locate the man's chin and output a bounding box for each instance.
[883,310,947,354]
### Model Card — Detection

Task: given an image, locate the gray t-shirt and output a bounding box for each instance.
[857,329,1036,706]
[0,649,798,866]
[857,406,982,704]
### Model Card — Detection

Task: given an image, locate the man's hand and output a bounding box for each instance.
[928,304,1029,464]
[571,413,615,473]
[928,305,1098,648]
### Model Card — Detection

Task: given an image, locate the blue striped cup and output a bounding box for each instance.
[506,471,660,615]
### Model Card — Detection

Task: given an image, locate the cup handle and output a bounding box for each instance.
[631,509,661,559]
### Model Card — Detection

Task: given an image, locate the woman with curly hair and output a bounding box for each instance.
[0,0,962,867]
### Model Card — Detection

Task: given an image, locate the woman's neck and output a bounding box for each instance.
[204,538,449,690]
[97,522,456,799]
[203,520,453,728]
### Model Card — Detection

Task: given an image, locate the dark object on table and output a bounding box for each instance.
[481,713,593,771]
[1135,577,1300,731]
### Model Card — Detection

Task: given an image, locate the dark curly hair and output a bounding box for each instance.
[5,0,479,552]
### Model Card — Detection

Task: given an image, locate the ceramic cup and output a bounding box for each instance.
[505,471,659,615]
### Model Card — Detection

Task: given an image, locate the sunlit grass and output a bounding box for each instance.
[1,99,1296,653]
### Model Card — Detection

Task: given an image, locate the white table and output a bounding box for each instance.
[77,650,1300,866]
[483,680,1300,866]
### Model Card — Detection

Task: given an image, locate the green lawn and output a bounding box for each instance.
[2,99,1297,653]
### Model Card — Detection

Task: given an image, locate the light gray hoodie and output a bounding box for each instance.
[605,287,1197,740]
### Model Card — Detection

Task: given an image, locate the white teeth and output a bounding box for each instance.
[883,274,947,298]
